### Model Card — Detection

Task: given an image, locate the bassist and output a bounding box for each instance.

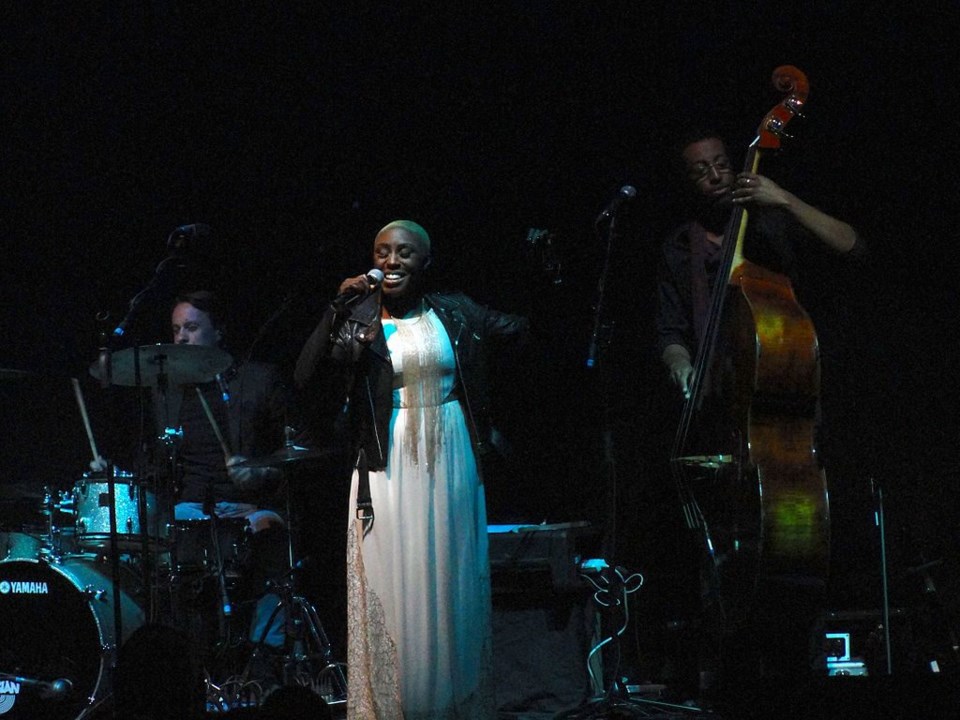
[654,126,864,699]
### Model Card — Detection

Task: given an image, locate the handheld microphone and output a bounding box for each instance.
[595,184,637,224]
[331,268,385,311]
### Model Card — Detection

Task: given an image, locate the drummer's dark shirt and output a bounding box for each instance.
[171,362,286,505]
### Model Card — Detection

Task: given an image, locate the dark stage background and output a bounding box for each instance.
[3,1,960,685]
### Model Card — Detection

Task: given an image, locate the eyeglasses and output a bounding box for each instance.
[687,157,733,181]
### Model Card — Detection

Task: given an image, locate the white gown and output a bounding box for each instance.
[346,308,495,720]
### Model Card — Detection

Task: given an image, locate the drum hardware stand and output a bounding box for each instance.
[194,385,240,638]
[245,562,347,705]
[74,363,127,645]
[210,505,237,636]
[103,461,126,646]
[39,485,71,562]
[240,444,347,705]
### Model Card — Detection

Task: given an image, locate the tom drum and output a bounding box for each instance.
[73,471,171,552]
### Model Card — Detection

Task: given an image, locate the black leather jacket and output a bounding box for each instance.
[294,291,528,472]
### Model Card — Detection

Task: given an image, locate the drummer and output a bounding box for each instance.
[166,290,290,647]
[167,291,286,533]
[94,290,290,647]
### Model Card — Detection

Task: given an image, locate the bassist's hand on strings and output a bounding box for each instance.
[732,172,791,208]
[734,172,859,253]
[662,343,694,400]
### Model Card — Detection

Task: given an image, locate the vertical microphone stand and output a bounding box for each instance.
[871,477,894,675]
[586,210,620,570]
[584,210,632,701]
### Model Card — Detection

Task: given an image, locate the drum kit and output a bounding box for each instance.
[0,348,346,719]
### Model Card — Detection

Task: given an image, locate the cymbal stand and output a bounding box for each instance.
[245,456,346,705]
[133,348,167,622]
[90,314,125,642]
[209,506,236,641]
[193,385,238,638]
[104,459,124,645]
[245,565,347,705]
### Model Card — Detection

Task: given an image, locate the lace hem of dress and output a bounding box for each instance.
[346,516,403,719]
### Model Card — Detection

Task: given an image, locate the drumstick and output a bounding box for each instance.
[71,377,100,462]
[195,386,232,457]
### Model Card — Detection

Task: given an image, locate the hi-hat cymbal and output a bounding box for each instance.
[89,343,233,387]
[233,444,338,469]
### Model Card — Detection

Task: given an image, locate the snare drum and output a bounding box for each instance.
[0,556,145,719]
[73,471,171,552]
[172,518,250,578]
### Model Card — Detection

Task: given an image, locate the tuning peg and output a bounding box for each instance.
[764,117,795,140]
[783,96,805,114]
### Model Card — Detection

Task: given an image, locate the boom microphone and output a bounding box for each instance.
[594,185,637,224]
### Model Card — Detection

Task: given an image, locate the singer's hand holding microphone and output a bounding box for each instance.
[331,269,384,311]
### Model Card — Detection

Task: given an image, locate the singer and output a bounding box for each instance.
[295,220,529,720]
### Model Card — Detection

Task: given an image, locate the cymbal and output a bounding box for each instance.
[233,444,338,468]
[0,368,35,382]
[89,343,233,387]
[0,483,47,500]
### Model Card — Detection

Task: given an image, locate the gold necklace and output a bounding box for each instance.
[385,298,427,323]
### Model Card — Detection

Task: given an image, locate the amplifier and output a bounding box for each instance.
[488,521,599,594]
[488,521,602,714]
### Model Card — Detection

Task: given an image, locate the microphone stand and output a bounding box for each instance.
[244,292,297,365]
[114,223,208,338]
[112,253,184,339]
[586,211,619,570]
[583,210,627,699]
[871,476,893,675]
[560,207,702,717]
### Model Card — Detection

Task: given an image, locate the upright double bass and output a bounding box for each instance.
[671,66,830,600]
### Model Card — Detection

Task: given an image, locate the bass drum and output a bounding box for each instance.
[0,557,145,719]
